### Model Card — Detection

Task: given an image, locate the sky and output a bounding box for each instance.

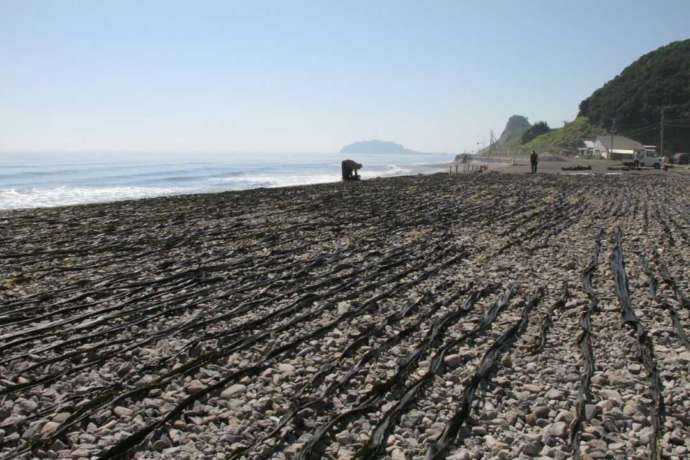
[1,0,689,154]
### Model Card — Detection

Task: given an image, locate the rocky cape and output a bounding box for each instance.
[496,115,531,147]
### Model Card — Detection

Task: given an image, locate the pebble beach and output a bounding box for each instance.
[1,170,689,460]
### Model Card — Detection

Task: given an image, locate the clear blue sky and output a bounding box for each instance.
[1,0,689,154]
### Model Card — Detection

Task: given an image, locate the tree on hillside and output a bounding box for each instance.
[579,39,690,154]
[521,121,551,144]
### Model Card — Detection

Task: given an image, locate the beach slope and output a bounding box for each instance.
[1,172,689,459]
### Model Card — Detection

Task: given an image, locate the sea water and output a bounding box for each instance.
[0,152,453,210]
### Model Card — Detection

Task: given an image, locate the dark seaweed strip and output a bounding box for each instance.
[640,254,690,350]
[173,240,439,349]
[87,251,468,460]
[0,277,206,347]
[0,285,229,395]
[4,240,435,398]
[1,242,288,316]
[654,207,675,248]
[352,287,514,460]
[654,254,690,309]
[570,227,604,458]
[530,282,569,354]
[425,289,543,460]
[297,291,485,460]
[168,238,440,355]
[494,199,575,255]
[639,254,659,298]
[610,226,665,460]
[667,307,690,349]
[248,286,475,460]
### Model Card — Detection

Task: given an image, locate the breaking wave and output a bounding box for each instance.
[0,153,451,209]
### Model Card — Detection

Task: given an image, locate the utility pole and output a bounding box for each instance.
[610,118,616,159]
[660,107,666,156]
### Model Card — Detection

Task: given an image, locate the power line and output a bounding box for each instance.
[613,121,658,132]
[624,124,659,133]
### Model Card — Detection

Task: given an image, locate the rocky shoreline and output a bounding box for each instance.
[1,171,689,459]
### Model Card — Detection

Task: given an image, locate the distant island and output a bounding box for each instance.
[340,140,420,154]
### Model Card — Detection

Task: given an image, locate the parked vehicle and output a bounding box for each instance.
[633,149,665,168]
[673,152,689,165]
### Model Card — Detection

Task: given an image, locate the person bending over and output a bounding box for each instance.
[342,159,363,181]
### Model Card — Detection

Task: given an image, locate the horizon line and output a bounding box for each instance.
[0,149,456,156]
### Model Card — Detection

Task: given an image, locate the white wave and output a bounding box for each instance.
[0,163,423,210]
[361,164,412,177]
[0,174,343,209]
[0,186,196,210]
[211,173,341,188]
[214,165,411,187]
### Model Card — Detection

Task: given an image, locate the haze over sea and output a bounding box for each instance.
[0,152,453,210]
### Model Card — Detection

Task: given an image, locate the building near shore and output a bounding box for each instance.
[583,135,645,160]
[577,140,597,158]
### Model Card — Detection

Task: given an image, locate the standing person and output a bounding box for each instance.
[530,150,539,174]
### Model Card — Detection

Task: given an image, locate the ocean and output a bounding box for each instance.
[0,152,454,210]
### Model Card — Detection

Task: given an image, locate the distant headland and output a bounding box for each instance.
[340,140,420,154]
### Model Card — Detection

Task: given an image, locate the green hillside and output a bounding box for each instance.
[578,39,690,154]
[519,116,605,154]
[488,40,690,156]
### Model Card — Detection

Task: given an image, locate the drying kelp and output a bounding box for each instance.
[1,171,689,460]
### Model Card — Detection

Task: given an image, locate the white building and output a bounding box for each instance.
[577,140,597,158]
[591,135,644,160]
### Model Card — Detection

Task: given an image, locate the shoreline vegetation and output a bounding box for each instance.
[1,170,689,459]
[483,40,690,157]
